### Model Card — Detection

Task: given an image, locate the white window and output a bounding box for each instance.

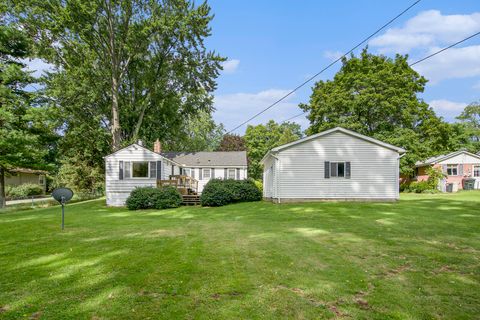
[183,168,191,176]
[132,162,149,178]
[330,162,345,178]
[203,168,211,179]
[228,168,236,179]
[474,166,480,177]
[447,164,458,176]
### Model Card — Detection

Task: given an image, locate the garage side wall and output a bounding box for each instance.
[276,131,399,200]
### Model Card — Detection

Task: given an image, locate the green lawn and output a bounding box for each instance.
[1,192,479,319]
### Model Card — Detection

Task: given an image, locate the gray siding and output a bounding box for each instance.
[266,131,400,201]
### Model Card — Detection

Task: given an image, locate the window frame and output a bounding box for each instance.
[474,165,480,178]
[228,168,236,179]
[130,161,150,179]
[446,164,458,176]
[330,162,346,178]
[203,168,211,179]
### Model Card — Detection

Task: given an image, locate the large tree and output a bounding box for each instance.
[216,134,246,151]
[300,49,458,175]
[13,0,225,151]
[244,120,302,180]
[0,19,51,207]
[456,101,480,152]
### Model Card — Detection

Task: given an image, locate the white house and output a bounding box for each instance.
[261,127,406,202]
[104,140,248,206]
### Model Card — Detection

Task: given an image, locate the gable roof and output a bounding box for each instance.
[161,151,247,167]
[261,127,405,164]
[104,143,178,164]
[415,150,480,167]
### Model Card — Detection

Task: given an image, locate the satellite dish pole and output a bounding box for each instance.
[52,188,74,230]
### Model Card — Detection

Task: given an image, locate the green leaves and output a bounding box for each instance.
[244,120,302,180]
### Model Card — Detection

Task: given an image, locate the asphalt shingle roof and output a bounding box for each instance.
[161,151,247,167]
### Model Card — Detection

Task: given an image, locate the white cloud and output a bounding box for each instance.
[429,99,468,122]
[370,10,480,54]
[429,99,468,112]
[21,58,54,77]
[221,59,240,74]
[213,89,307,133]
[323,50,344,61]
[411,45,480,83]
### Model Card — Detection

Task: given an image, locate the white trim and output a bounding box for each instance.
[271,127,406,154]
[104,143,181,167]
[416,150,480,167]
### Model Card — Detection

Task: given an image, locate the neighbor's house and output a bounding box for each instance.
[5,168,47,194]
[261,127,406,202]
[105,140,247,206]
[414,150,480,191]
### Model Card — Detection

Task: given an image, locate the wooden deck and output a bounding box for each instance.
[157,175,199,204]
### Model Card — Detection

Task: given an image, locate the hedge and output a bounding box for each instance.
[6,183,44,199]
[126,186,182,210]
[200,179,262,207]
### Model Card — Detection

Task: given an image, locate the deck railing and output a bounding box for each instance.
[157,175,198,194]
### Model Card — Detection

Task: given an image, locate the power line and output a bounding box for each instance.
[281,30,480,124]
[225,0,422,134]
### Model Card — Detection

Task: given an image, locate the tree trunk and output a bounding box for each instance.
[0,167,5,209]
[111,76,122,151]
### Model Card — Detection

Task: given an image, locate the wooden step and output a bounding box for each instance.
[182,194,200,205]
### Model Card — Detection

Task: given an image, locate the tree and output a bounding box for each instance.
[163,110,224,152]
[216,134,246,151]
[244,121,302,180]
[300,48,457,175]
[456,101,480,151]
[14,0,225,151]
[0,20,49,207]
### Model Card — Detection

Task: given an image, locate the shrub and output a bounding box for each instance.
[126,186,182,210]
[200,179,262,207]
[6,183,44,198]
[426,167,444,190]
[253,179,263,193]
[408,181,431,193]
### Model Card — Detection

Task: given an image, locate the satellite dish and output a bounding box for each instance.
[52,188,74,204]
[52,188,74,230]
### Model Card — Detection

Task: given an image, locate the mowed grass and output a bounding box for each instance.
[0,192,479,319]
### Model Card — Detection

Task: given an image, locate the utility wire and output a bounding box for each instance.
[281,30,480,124]
[225,0,423,134]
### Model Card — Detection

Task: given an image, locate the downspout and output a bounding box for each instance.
[397,153,406,200]
[270,152,280,204]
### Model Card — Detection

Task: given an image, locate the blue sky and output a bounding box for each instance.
[206,0,480,133]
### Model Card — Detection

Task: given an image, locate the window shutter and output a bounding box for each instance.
[459,164,463,176]
[191,168,195,179]
[224,168,227,179]
[211,168,215,179]
[171,165,174,176]
[119,161,124,180]
[156,161,162,179]
[345,162,351,179]
[442,164,447,174]
[324,161,330,179]
[236,168,240,180]
[199,168,203,180]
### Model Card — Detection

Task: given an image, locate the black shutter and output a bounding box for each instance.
[324,161,330,179]
[171,165,174,176]
[199,168,203,180]
[119,161,124,180]
[156,161,162,179]
[236,168,240,180]
[224,168,227,179]
[345,162,351,179]
[211,168,215,179]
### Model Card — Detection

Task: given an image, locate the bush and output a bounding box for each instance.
[126,186,182,210]
[6,183,44,198]
[200,179,262,207]
[407,181,432,193]
[253,179,263,193]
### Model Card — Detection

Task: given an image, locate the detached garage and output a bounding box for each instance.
[261,127,406,202]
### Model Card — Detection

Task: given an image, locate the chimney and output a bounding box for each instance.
[137,140,144,146]
[154,139,162,153]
